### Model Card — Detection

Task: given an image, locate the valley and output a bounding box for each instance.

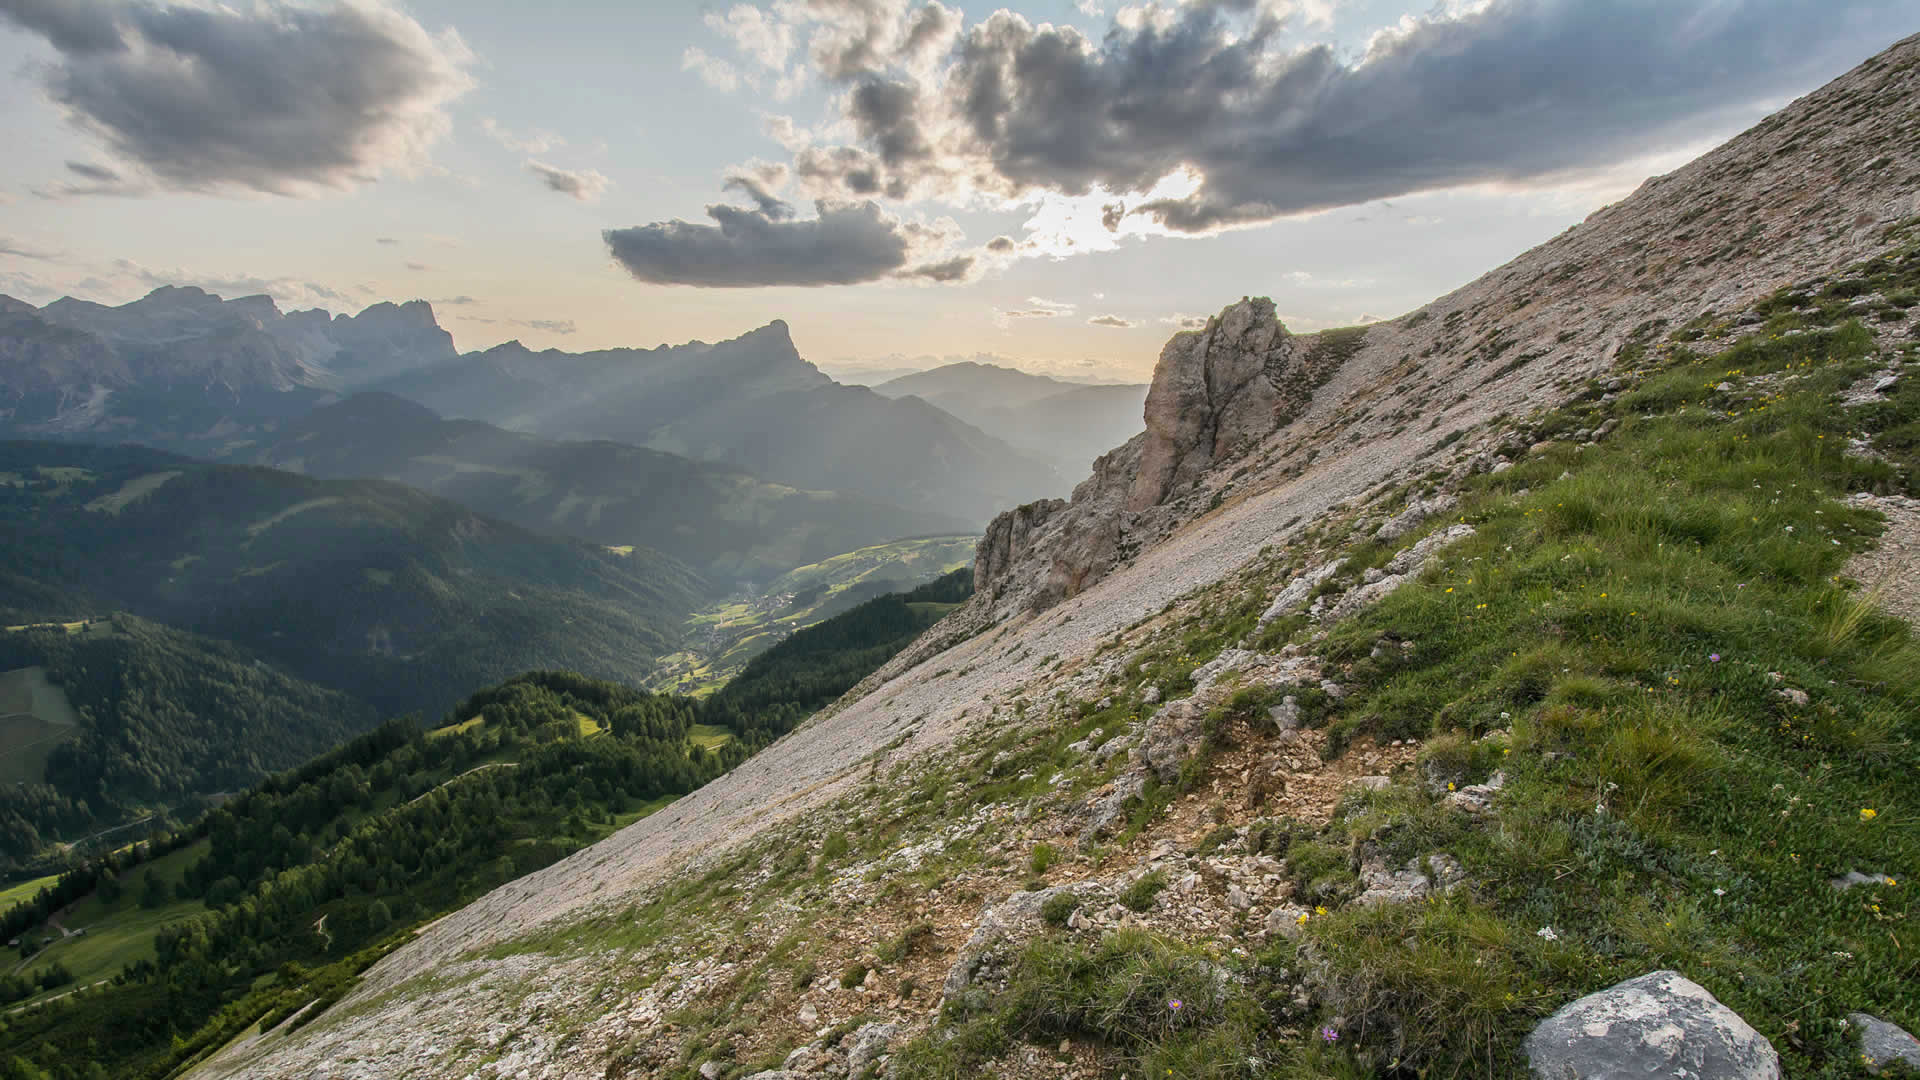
[646,535,978,695]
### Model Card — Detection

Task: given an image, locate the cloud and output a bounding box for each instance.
[706,4,794,71]
[479,116,564,154]
[64,160,118,182]
[0,237,54,260]
[1160,312,1209,329]
[604,197,959,288]
[682,45,743,91]
[1087,314,1133,328]
[434,295,476,305]
[0,0,474,197]
[732,0,1907,238]
[902,255,974,282]
[527,160,611,202]
[405,262,432,271]
[722,162,794,218]
[375,237,399,246]
[515,318,576,334]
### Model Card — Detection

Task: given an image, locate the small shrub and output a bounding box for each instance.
[876,922,935,966]
[1028,842,1057,876]
[1040,891,1080,927]
[1121,870,1169,913]
[839,963,870,990]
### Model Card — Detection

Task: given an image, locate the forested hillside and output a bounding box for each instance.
[0,570,972,1080]
[0,616,373,871]
[0,441,704,717]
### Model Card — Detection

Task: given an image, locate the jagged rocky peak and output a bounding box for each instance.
[973,294,1355,616]
[1131,296,1298,512]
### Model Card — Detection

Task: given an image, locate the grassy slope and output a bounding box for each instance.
[0,666,79,785]
[877,269,1919,1075]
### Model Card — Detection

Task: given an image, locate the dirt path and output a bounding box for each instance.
[1844,493,1920,627]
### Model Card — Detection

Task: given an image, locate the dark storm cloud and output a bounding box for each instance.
[0,0,471,196]
[604,200,945,288]
[790,0,1909,231]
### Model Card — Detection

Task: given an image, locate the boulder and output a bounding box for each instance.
[941,883,1109,1001]
[1258,559,1346,626]
[1523,970,1780,1079]
[1078,772,1146,846]
[1140,699,1209,784]
[1850,1013,1920,1070]
[1374,495,1459,543]
[845,1020,900,1077]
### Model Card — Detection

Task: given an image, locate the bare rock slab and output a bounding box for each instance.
[1524,970,1779,1079]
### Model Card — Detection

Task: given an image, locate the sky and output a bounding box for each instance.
[0,1,1911,383]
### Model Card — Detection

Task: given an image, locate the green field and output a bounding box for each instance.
[0,666,80,784]
[0,874,59,915]
[7,840,212,1004]
[647,535,976,695]
[686,723,733,753]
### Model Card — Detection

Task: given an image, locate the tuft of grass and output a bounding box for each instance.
[1119,870,1169,913]
[1028,842,1057,877]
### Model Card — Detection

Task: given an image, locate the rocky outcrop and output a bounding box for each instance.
[1523,971,1780,1079]
[973,298,1357,617]
[1130,298,1300,511]
[973,497,1067,596]
[941,882,1112,1001]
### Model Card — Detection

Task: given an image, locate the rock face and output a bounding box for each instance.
[1523,970,1780,1079]
[974,297,1356,617]
[1130,297,1299,511]
[974,497,1067,597]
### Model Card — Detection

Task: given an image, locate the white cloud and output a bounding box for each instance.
[682,45,743,92]
[480,116,566,154]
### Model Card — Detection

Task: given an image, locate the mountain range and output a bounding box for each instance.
[369,323,1060,522]
[231,391,968,581]
[0,290,1063,528]
[871,361,1149,479]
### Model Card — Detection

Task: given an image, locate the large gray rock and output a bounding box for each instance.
[1524,970,1779,1079]
[1850,1012,1920,1070]
[1374,495,1459,543]
[844,1020,900,1077]
[941,882,1109,1001]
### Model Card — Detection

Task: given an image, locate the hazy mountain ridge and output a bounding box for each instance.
[183,33,1920,1080]
[874,362,1152,479]
[0,439,705,718]
[374,321,1063,523]
[1,295,1062,526]
[239,392,972,582]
